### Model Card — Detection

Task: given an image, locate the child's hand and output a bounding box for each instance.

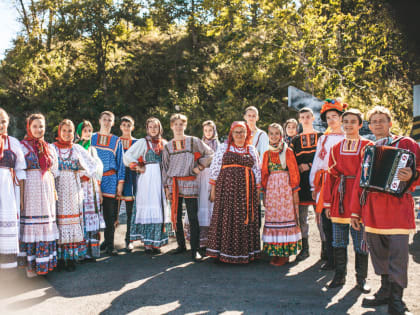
[298,163,310,173]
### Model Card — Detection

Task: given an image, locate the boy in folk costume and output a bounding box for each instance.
[162,114,214,262]
[290,108,323,261]
[351,106,419,315]
[92,111,125,256]
[261,123,301,266]
[244,106,269,159]
[323,109,372,292]
[119,116,138,252]
[309,99,346,270]
[244,106,269,228]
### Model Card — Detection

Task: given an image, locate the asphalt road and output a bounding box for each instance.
[1,209,420,315]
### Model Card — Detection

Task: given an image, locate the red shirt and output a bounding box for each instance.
[350,136,420,234]
[323,138,372,224]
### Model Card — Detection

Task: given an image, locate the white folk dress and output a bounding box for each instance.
[53,143,96,261]
[184,139,219,247]
[18,141,59,275]
[80,145,103,258]
[123,138,172,248]
[0,136,26,269]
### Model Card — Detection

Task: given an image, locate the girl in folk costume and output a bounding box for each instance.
[19,113,59,277]
[261,123,301,266]
[184,120,220,249]
[309,99,346,270]
[0,108,26,269]
[123,117,171,253]
[206,121,261,264]
[284,119,298,146]
[53,119,96,271]
[75,120,104,261]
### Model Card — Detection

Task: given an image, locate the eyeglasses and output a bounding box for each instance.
[369,120,389,125]
[232,131,246,135]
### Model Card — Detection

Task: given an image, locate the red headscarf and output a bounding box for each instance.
[227,121,252,147]
[54,123,74,149]
[24,118,52,175]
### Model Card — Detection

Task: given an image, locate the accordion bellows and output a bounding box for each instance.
[360,145,416,197]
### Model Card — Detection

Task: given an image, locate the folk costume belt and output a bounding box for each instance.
[338,175,355,215]
[103,169,116,176]
[171,175,196,230]
[222,164,255,225]
[314,169,327,214]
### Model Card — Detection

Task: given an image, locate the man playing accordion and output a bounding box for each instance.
[351,106,420,315]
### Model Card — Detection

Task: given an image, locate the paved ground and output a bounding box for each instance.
[1,210,420,315]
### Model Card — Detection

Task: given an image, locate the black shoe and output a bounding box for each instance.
[65,260,76,272]
[296,238,310,262]
[362,274,391,307]
[144,248,153,254]
[192,251,203,262]
[320,261,335,271]
[357,278,372,294]
[106,248,118,256]
[388,281,413,315]
[152,248,161,254]
[355,253,371,293]
[56,259,65,272]
[170,246,187,255]
[100,242,107,251]
[328,247,347,288]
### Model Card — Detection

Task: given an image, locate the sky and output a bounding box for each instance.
[0,1,20,59]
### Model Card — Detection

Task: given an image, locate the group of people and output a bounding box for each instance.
[0,101,418,315]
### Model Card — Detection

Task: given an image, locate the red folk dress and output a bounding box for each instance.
[323,138,372,224]
[350,136,420,234]
[261,147,302,257]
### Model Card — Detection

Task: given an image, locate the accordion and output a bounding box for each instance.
[359,145,416,197]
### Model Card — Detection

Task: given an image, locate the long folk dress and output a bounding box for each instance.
[80,145,104,259]
[123,138,172,248]
[19,141,59,275]
[184,138,220,248]
[206,143,261,264]
[53,143,96,261]
[0,136,26,269]
[261,146,302,257]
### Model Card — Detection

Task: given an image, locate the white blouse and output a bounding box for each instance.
[209,142,261,185]
[309,133,345,191]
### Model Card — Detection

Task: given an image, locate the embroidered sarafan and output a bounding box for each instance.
[91,133,125,198]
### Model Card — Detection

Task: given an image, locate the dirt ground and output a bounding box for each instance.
[1,209,420,315]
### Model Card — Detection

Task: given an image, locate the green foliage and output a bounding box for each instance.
[0,0,417,140]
